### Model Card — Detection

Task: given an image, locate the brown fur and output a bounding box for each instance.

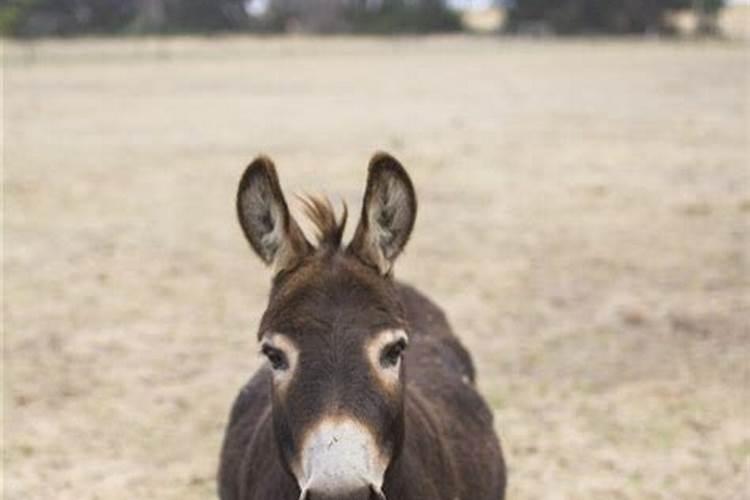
[220,153,506,500]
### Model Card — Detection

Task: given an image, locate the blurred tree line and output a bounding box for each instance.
[0,0,462,36]
[505,0,726,35]
[0,0,725,37]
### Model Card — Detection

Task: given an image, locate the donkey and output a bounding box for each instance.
[219,153,506,500]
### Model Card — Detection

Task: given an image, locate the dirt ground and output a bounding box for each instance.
[3,34,748,500]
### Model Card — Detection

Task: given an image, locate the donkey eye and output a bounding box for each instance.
[380,339,407,368]
[261,344,288,371]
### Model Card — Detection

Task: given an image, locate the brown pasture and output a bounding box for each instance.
[3,34,748,499]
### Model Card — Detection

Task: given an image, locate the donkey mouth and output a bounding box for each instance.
[299,484,386,500]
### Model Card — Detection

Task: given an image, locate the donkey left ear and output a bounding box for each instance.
[348,152,417,275]
[236,155,312,274]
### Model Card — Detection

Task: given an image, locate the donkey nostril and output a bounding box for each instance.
[369,485,387,500]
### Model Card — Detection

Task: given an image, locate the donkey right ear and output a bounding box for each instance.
[236,156,312,273]
[348,152,417,276]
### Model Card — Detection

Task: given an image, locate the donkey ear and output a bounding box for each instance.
[348,152,417,275]
[236,156,312,273]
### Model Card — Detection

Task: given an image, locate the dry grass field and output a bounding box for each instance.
[3,33,748,500]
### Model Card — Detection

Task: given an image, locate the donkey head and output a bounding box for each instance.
[237,153,417,500]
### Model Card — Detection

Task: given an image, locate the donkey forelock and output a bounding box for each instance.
[298,196,348,252]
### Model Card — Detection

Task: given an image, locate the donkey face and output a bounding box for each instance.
[237,153,417,500]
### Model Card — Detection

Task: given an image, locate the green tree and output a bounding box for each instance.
[0,0,464,36]
[504,0,724,35]
[0,0,135,36]
[0,0,255,36]
[345,0,463,34]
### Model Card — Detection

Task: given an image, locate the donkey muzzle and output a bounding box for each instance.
[295,418,388,500]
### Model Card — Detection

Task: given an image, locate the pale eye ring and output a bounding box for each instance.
[380,338,407,368]
[261,343,289,371]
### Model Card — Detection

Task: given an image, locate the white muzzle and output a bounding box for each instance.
[295,418,388,500]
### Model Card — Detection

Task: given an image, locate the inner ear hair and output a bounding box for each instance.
[236,156,311,272]
[348,152,417,275]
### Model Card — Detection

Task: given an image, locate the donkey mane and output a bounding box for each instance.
[298,195,348,251]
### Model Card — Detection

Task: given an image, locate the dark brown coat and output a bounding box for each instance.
[219,153,506,500]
